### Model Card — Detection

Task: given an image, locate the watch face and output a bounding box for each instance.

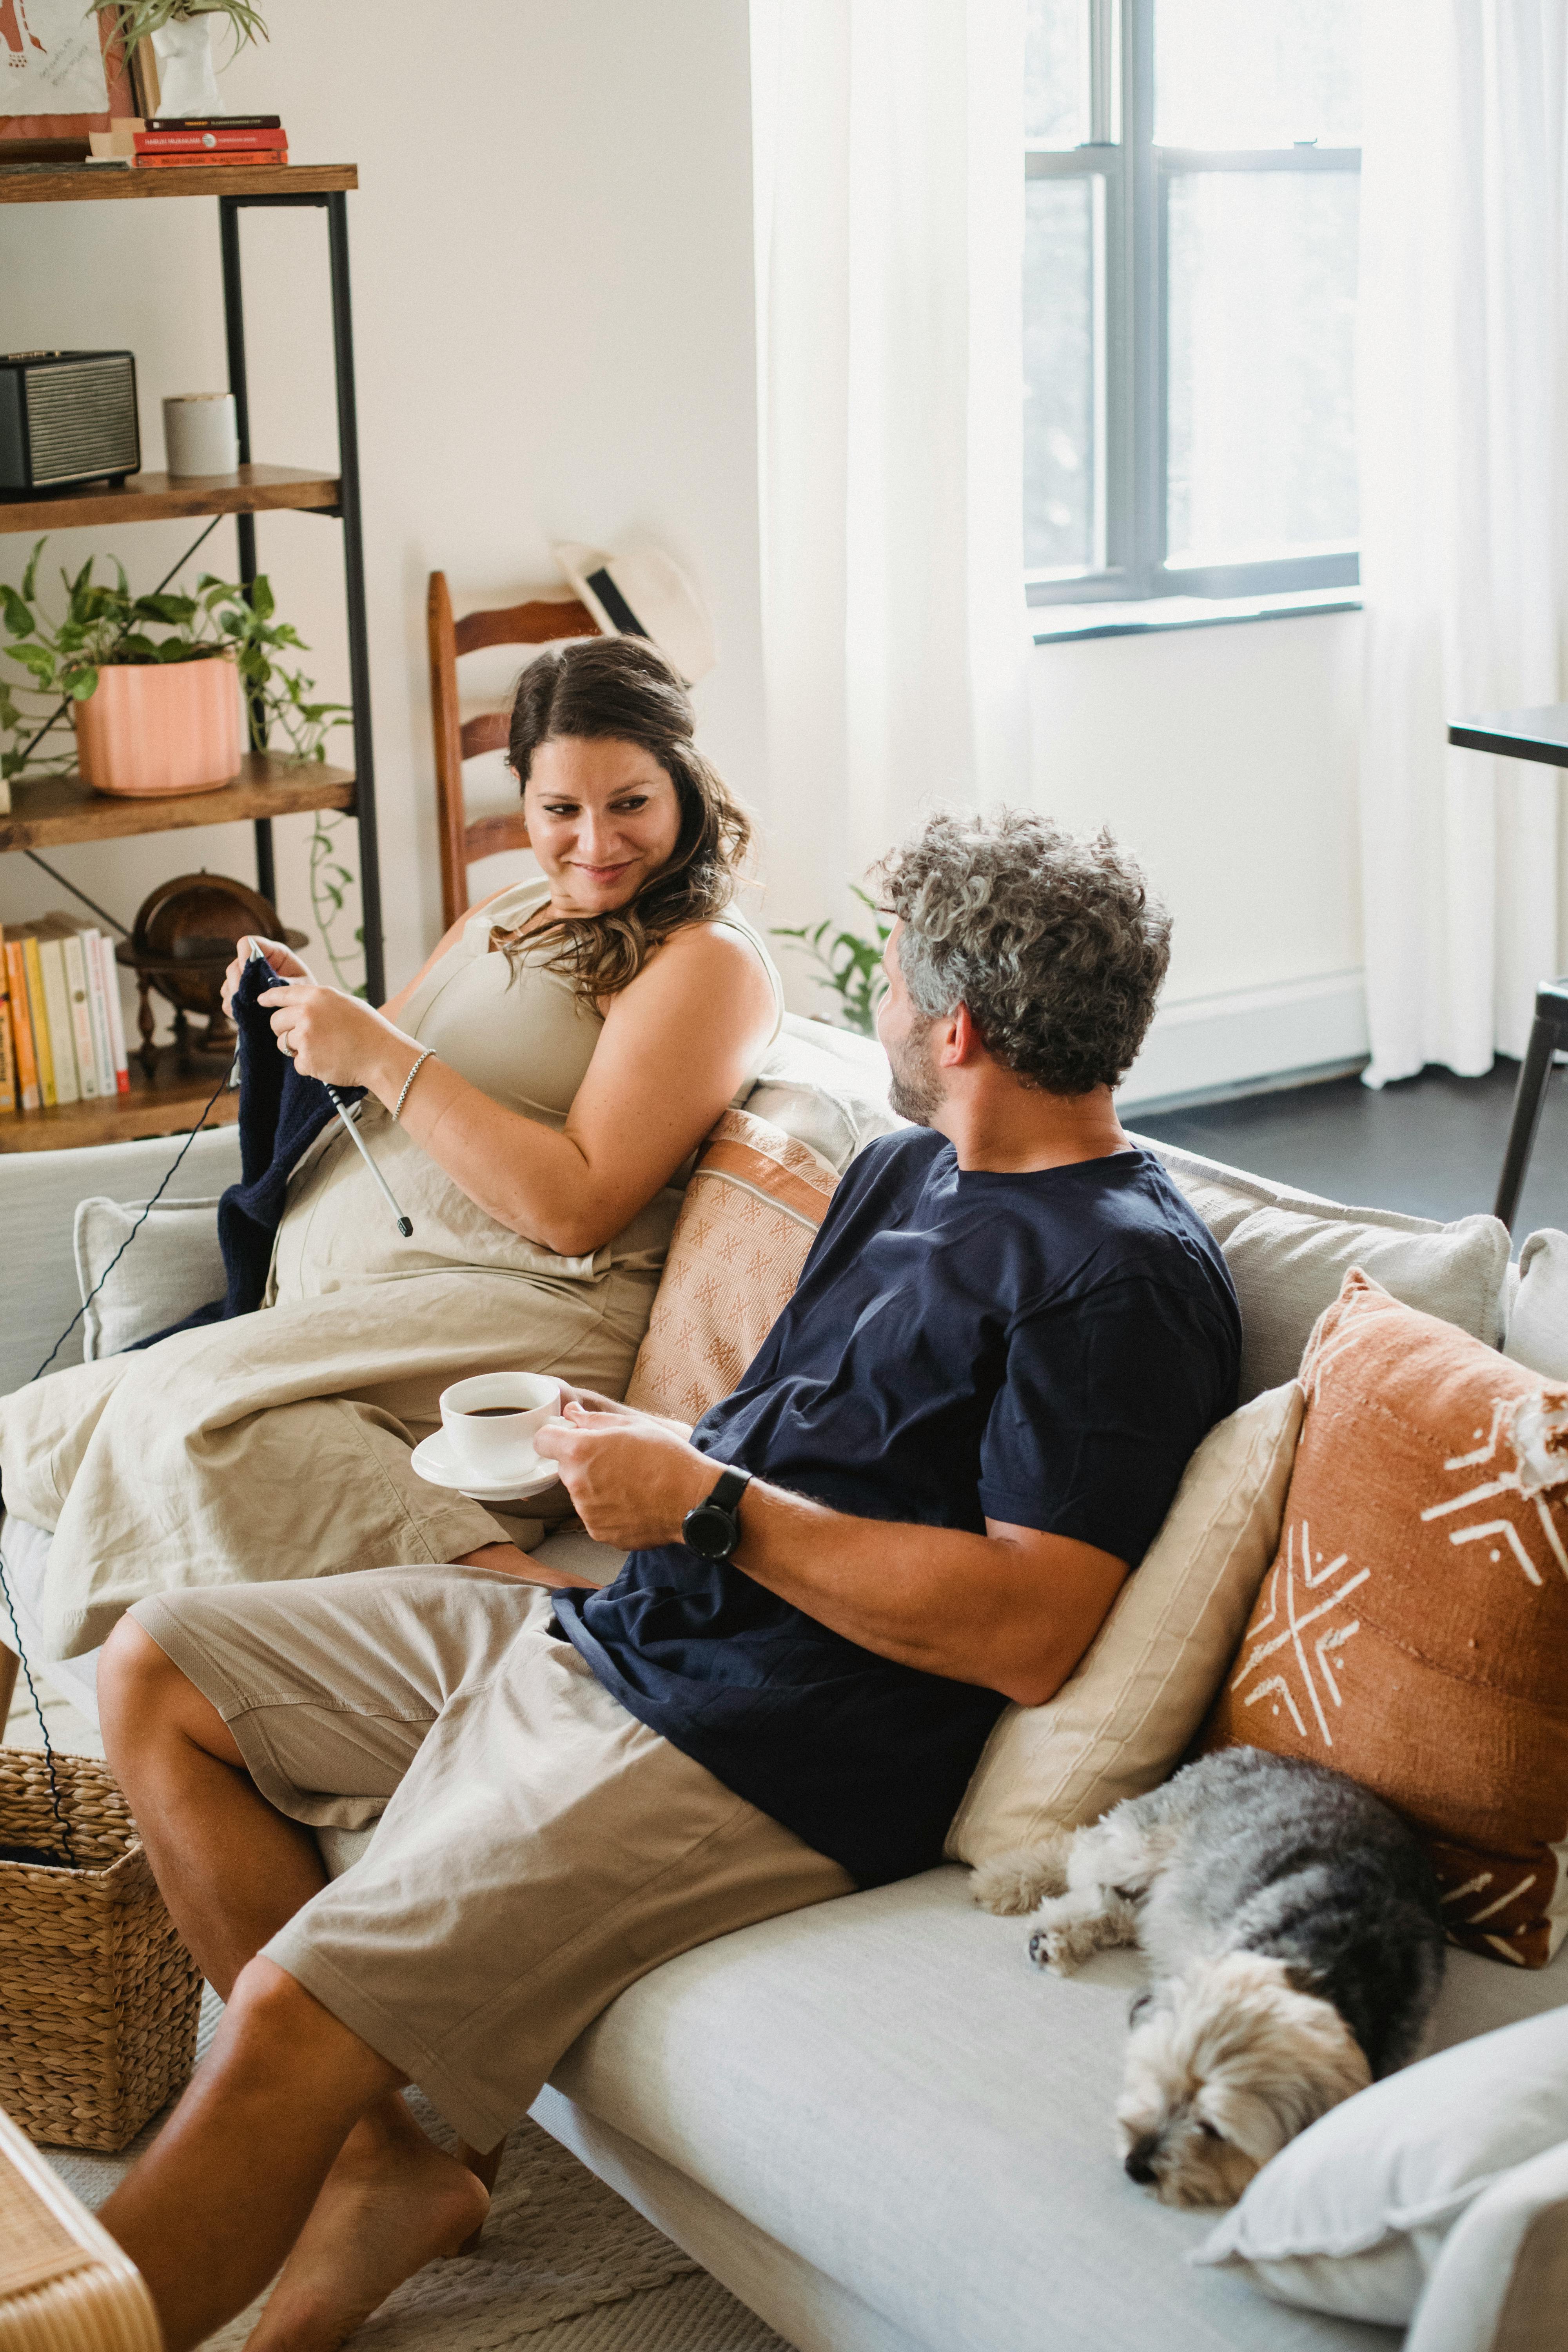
[684,1501,734,1561]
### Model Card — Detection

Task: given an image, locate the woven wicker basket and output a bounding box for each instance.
[0,1749,202,2151]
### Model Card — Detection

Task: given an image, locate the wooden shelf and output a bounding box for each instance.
[0,753,354,851]
[0,162,356,205]
[0,463,340,537]
[0,1049,238,1153]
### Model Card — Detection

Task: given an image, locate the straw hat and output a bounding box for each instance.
[552,539,716,686]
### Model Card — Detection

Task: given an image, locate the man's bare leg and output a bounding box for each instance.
[97,1621,488,2352]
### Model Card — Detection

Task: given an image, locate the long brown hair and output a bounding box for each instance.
[495,635,753,1004]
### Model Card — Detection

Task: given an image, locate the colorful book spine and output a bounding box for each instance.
[98,933,131,1095]
[36,936,79,1105]
[136,150,287,170]
[62,932,100,1100]
[21,937,56,1108]
[135,126,288,152]
[82,931,118,1101]
[4,942,38,1111]
[147,114,282,131]
[0,972,14,1114]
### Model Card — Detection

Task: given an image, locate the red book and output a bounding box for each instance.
[135,126,288,152]
[136,151,288,169]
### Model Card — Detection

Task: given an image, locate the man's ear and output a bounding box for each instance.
[940,1002,987,1067]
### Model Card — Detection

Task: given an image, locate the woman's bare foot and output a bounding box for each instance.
[243,2097,490,2352]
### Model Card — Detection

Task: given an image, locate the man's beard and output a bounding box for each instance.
[886,1016,944,1126]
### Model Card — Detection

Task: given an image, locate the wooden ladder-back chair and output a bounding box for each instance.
[428,571,602,931]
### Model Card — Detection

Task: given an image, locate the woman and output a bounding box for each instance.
[0,637,782,1661]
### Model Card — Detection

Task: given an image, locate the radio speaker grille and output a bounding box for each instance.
[25,360,139,486]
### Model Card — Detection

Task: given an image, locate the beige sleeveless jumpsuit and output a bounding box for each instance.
[0,879,781,1660]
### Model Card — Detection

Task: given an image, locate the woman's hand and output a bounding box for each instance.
[222,935,316,1016]
[256,980,421,1094]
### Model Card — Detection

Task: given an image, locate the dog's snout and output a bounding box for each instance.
[1124,2137,1159,2185]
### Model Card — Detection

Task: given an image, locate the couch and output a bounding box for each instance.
[2,1019,1563,2352]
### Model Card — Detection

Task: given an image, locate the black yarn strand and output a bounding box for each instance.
[0,1543,72,1865]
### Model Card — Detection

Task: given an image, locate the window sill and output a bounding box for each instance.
[1031,587,1362,644]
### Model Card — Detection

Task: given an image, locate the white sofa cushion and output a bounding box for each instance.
[744,1013,904,1171]
[1504,1228,1568,1382]
[0,1125,241,1399]
[1195,2010,1568,2329]
[946,1381,1302,1866]
[74,1195,227,1360]
[1132,1135,1511,1402]
[544,1867,1568,2352]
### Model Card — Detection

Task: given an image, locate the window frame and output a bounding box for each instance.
[1024,0,1362,610]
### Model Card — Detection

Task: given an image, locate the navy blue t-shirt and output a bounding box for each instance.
[552,1130,1240,1887]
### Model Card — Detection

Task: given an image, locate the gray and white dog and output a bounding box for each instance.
[973,1749,1446,2207]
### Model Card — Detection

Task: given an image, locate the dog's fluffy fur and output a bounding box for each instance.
[972,1749,1446,2208]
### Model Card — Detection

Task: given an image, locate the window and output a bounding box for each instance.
[1023,0,1361,607]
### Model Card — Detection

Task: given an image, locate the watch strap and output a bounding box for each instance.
[705,1466,751,1515]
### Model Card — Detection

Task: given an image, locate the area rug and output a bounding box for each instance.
[39,1957,791,2351]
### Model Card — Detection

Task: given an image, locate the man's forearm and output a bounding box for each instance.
[728,1481,1120,1708]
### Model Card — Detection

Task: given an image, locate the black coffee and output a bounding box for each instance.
[464,1405,523,1417]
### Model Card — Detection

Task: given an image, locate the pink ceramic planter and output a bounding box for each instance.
[73,653,244,798]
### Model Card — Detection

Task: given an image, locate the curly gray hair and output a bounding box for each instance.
[875,808,1171,1096]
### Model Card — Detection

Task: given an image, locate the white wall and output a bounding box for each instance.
[0,0,765,1007]
[1030,610,1365,1107]
[0,2,1364,1102]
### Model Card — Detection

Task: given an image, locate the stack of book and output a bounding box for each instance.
[135,116,289,169]
[0,915,131,1117]
[86,117,289,169]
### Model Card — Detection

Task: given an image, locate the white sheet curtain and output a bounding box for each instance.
[749,0,1034,933]
[1359,1,1568,1085]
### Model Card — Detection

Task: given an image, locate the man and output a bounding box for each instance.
[96,809,1240,2352]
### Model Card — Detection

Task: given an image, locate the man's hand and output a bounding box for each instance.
[534,1398,716,1549]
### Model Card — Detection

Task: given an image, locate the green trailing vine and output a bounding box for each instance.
[771,886,892,1036]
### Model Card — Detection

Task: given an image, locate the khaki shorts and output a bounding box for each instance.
[133,1568,853,2150]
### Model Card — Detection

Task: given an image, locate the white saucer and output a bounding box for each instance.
[410,1428,561,1504]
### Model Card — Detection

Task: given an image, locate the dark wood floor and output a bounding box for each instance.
[1134,1060,1568,1239]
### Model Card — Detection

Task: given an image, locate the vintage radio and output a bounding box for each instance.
[0,350,140,492]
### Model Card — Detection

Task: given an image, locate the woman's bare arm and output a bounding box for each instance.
[259,920,777,1256]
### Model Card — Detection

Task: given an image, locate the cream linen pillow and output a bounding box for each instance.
[946,1379,1303,1866]
[1505,1229,1568,1382]
[74,1195,226,1360]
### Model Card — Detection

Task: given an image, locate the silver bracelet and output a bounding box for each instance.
[392,1048,435,1123]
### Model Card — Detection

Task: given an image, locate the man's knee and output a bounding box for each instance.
[99,1616,241,1771]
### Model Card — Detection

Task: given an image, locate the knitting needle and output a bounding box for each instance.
[325,1085,414,1238]
[247,948,414,1238]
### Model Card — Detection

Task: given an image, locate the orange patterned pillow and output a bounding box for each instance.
[1203,1269,1568,1967]
[625,1108,839,1425]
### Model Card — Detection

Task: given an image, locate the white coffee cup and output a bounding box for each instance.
[439,1372,562,1479]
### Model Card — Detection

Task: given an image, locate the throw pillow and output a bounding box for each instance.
[1505,1228,1568,1383]
[946,1380,1303,1866]
[625,1108,838,1424]
[1203,1269,1568,1966]
[743,1013,904,1172]
[74,1196,226,1361]
[1130,1133,1510,1404]
[1193,2008,1568,2327]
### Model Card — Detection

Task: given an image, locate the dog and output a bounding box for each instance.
[971,1748,1446,2207]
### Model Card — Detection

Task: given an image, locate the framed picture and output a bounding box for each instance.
[0,4,143,139]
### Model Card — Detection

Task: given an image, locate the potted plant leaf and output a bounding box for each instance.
[0,540,344,799]
[99,2,269,119]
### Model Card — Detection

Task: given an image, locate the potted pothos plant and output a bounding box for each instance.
[0,539,347,800]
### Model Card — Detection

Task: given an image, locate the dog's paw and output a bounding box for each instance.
[969,1840,1071,1915]
[1027,1924,1085,1976]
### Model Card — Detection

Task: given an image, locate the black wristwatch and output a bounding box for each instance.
[682,1466,753,1561]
